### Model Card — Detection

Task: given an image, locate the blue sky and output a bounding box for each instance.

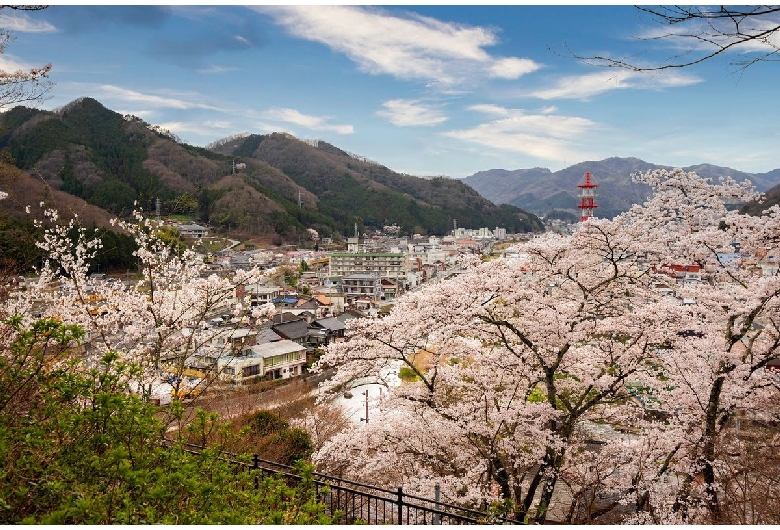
[3,5,779,177]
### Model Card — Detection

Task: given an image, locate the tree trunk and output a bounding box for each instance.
[700,375,725,520]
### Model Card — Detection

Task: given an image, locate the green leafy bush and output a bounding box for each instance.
[0,318,333,524]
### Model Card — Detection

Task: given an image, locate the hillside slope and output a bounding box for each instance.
[209,133,544,235]
[741,181,780,216]
[0,161,136,271]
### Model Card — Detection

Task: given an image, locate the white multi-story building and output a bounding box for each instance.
[342,274,382,301]
[329,252,406,281]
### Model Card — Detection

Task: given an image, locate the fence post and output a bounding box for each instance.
[433,484,441,525]
[253,453,259,490]
[397,487,403,524]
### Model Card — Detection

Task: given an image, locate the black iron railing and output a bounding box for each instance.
[165,439,521,525]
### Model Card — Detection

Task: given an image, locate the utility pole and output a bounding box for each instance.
[360,389,369,424]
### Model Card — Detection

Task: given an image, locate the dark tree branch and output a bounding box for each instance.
[570,5,780,73]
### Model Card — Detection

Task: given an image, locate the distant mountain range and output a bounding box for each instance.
[0,98,543,244]
[463,158,780,219]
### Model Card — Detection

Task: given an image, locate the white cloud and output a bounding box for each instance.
[0,12,56,33]
[443,105,596,162]
[114,109,154,119]
[376,99,448,126]
[255,6,540,87]
[467,103,510,116]
[265,107,353,134]
[155,120,242,139]
[527,69,701,100]
[489,57,538,79]
[94,85,222,110]
[0,55,42,73]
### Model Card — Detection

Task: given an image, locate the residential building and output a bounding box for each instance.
[230,252,253,270]
[178,223,208,238]
[329,252,406,281]
[237,284,280,307]
[216,340,306,381]
[342,273,382,301]
[310,317,346,343]
[272,319,311,346]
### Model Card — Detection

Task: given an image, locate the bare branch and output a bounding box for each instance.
[0,6,53,108]
[572,5,780,73]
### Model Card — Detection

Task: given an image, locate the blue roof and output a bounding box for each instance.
[272,297,299,304]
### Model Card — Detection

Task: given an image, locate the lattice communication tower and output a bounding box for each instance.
[577,171,598,222]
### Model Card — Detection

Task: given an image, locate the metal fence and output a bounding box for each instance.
[166,439,522,525]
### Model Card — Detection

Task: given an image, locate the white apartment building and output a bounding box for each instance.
[342,274,382,301]
[329,252,406,281]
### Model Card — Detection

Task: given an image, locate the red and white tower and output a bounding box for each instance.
[577,171,598,222]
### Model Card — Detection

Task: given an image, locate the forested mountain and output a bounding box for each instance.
[208,133,543,235]
[0,97,543,242]
[464,157,780,219]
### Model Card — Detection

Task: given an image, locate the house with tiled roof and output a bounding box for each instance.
[272,319,311,346]
[311,317,346,343]
[215,339,306,381]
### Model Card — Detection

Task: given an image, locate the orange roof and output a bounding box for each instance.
[315,294,331,305]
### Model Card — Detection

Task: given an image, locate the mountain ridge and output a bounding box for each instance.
[463,157,780,219]
[0,97,544,242]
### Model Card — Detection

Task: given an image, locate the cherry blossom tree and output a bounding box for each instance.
[618,169,780,523]
[313,168,780,524]
[5,202,275,402]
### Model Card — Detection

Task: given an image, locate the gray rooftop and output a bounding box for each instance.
[245,340,305,359]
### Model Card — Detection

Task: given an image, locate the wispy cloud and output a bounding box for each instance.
[376,99,448,126]
[154,120,242,139]
[114,109,155,119]
[527,69,701,100]
[0,55,44,73]
[265,108,353,134]
[467,103,509,117]
[255,6,540,87]
[195,65,240,75]
[94,85,222,111]
[203,120,233,129]
[0,11,56,32]
[444,105,596,162]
